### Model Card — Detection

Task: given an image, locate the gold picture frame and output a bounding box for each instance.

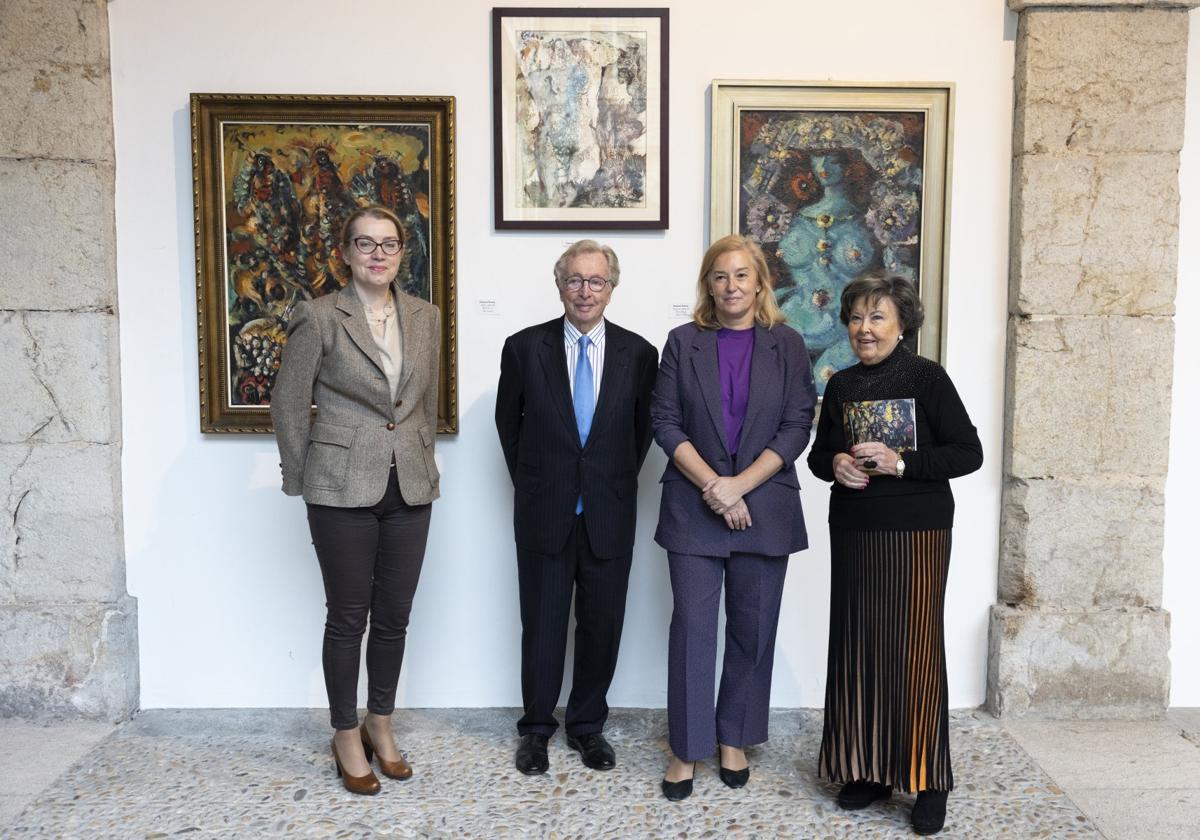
[191,93,458,433]
[710,80,953,393]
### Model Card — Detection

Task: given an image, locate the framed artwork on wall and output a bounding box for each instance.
[710,80,954,395]
[191,93,458,434]
[492,7,669,230]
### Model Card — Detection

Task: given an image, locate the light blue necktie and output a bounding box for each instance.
[574,335,594,514]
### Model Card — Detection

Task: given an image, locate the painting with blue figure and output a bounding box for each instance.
[738,110,926,395]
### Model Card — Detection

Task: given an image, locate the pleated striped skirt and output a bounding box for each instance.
[818,528,953,793]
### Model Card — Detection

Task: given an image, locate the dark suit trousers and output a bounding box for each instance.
[517,515,633,737]
[306,468,431,730]
[667,551,789,761]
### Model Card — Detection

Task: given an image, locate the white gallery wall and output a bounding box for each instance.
[108,0,1112,712]
[1163,8,1200,706]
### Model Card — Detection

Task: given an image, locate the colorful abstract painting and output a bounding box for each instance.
[220,123,432,407]
[493,9,668,229]
[513,29,647,209]
[192,94,458,434]
[843,398,918,453]
[739,110,925,392]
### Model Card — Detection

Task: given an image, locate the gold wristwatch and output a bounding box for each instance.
[896,457,906,479]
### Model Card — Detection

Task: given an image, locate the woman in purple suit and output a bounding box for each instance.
[652,235,817,800]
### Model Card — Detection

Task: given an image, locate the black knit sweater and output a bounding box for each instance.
[807,346,983,531]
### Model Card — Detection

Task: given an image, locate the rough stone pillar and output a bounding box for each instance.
[989,1,1198,717]
[0,0,138,720]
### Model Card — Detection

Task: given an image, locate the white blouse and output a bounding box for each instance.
[361,289,404,398]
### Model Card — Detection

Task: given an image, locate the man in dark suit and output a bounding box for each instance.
[496,240,658,774]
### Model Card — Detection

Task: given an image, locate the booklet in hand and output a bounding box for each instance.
[843,398,917,475]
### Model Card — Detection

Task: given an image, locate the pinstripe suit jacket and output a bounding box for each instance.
[651,322,817,557]
[495,317,658,559]
[271,281,441,507]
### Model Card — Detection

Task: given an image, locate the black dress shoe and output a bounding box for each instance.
[911,789,948,835]
[514,733,549,775]
[836,780,892,810]
[718,764,750,789]
[566,732,616,770]
[661,762,696,801]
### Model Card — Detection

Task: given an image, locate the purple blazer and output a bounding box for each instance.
[651,321,817,557]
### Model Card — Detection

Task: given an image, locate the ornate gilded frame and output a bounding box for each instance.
[191,93,458,433]
[711,80,953,389]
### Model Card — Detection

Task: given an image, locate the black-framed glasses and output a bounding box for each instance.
[563,275,610,292]
[352,236,403,256]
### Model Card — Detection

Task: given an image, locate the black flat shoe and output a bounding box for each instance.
[514,733,549,775]
[837,780,892,810]
[567,732,616,770]
[911,789,948,835]
[661,761,696,801]
[718,764,750,788]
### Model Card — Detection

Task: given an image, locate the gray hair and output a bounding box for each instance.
[553,240,621,288]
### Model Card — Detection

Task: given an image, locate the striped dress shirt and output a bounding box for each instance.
[563,318,605,404]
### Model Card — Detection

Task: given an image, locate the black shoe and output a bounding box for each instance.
[566,732,616,770]
[911,790,948,835]
[514,733,549,775]
[718,764,750,788]
[661,762,696,801]
[837,780,893,810]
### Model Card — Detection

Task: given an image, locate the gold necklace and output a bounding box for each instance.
[363,295,395,327]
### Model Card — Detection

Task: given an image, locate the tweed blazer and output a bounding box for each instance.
[271,281,441,507]
[651,321,817,557]
[495,317,658,559]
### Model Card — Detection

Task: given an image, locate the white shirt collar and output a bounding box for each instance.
[563,317,605,346]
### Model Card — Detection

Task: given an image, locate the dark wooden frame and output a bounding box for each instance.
[492,7,669,230]
[191,93,458,434]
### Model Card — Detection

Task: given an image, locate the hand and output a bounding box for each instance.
[723,499,752,531]
[849,443,899,476]
[701,476,745,515]
[833,452,870,490]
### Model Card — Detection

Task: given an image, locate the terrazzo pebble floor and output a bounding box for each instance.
[3,708,1099,839]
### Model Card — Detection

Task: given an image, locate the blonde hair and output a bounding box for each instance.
[691,235,786,330]
[340,205,405,251]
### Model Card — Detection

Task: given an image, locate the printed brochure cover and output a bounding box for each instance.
[842,398,917,455]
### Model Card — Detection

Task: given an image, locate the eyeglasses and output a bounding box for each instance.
[562,275,610,292]
[352,236,402,256]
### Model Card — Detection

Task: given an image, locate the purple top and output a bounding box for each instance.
[717,326,755,455]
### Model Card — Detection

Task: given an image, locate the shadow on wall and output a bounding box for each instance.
[401,389,677,711]
[399,391,525,707]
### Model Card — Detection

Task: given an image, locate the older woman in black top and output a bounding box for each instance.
[807,272,982,836]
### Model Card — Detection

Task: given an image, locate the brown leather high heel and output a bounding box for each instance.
[361,722,413,780]
[331,737,381,795]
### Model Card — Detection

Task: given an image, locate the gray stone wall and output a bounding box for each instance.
[990,1,1198,717]
[0,0,137,720]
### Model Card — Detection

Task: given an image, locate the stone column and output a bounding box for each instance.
[989,1,1198,717]
[0,0,138,720]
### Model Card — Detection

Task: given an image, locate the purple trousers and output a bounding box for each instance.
[666,551,789,761]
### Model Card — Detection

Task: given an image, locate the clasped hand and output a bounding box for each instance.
[834,444,899,490]
[702,476,752,531]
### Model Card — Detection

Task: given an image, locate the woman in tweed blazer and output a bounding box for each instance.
[271,205,441,795]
